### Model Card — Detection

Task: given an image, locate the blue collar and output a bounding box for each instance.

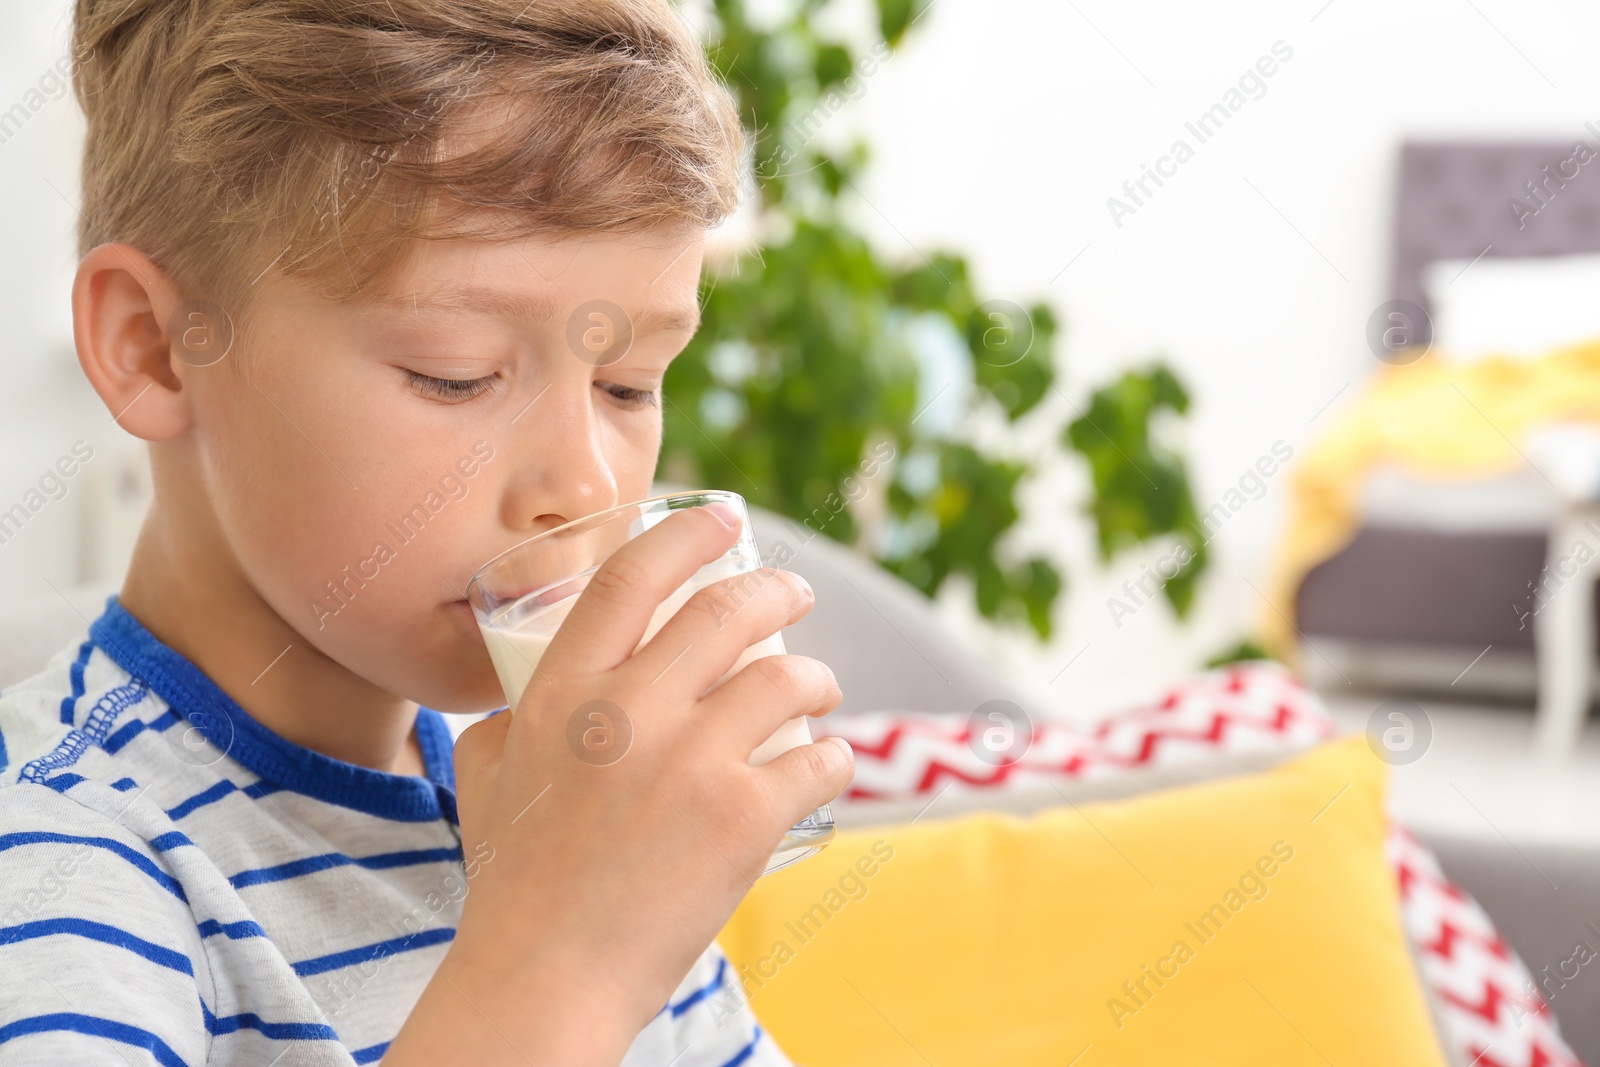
[90,594,458,825]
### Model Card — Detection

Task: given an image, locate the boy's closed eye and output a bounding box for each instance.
[404,369,501,402]
[402,369,660,408]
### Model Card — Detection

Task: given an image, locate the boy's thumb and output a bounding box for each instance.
[451,710,511,824]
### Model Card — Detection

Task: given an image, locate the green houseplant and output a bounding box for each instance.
[659,0,1208,642]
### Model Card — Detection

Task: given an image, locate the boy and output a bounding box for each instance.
[0,0,854,1063]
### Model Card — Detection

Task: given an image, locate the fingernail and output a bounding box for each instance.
[704,501,740,529]
[789,571,813,599]
[825,735,852,758]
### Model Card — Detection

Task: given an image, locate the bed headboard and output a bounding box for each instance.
[1391,139,1600,343]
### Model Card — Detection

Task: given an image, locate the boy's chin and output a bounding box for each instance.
[412,681,510,716]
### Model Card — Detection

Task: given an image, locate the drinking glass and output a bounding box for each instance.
[465,489,835,875]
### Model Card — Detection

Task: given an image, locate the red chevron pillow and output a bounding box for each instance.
[814,661,1581,1067]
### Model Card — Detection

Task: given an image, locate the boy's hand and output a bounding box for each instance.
[436,503,851,1057]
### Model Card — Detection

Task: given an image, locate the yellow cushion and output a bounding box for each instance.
[718,736,1445,1066]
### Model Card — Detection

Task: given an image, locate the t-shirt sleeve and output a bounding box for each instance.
[0,784,211,1066]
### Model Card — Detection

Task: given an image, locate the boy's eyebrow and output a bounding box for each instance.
[370,284,701,335]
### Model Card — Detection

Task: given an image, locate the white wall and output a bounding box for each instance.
[0,2,138,610]
[4,0,1598,714]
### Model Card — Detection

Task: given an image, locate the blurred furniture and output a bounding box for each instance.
[1295,140,1600,753]
[1534,497,1600,754]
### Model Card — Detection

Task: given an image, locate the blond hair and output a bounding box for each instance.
[69,0,745,320]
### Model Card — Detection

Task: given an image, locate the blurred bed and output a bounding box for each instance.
[1290,141,1600,729]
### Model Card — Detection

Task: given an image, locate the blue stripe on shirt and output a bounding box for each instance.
[665,955,728,1018]
[200,1001,340,1041]
[149,830,195,852]
[110,776,139,791]
[1,926,336,1044]
[196,917,269,941]
[58,641,93,725]
[0,917,193,976]
[0,830,186,902]
[718,1025,763,1067]
[352,1039,392,1063]
[102,707,181,755]
[165,779,235,820]
[230,846,462,889]
[0,1012,190,1067]
[165,777,280,821]
[291,926,457,977]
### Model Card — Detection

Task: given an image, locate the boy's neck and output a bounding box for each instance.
[117,502,428,778]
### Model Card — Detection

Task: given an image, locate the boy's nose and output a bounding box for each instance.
[497,382,620,536]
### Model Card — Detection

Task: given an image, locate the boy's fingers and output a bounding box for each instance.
[698,654,842,758]
[627,568,813,700]
[543,505,742,679]
[755,736,854,830]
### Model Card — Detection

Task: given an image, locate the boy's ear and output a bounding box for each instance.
[71,242,205,442]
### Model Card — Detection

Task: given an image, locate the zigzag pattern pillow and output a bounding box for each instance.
[814,661,1580,1067]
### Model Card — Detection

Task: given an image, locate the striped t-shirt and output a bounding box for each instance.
[0,594,790,1066]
